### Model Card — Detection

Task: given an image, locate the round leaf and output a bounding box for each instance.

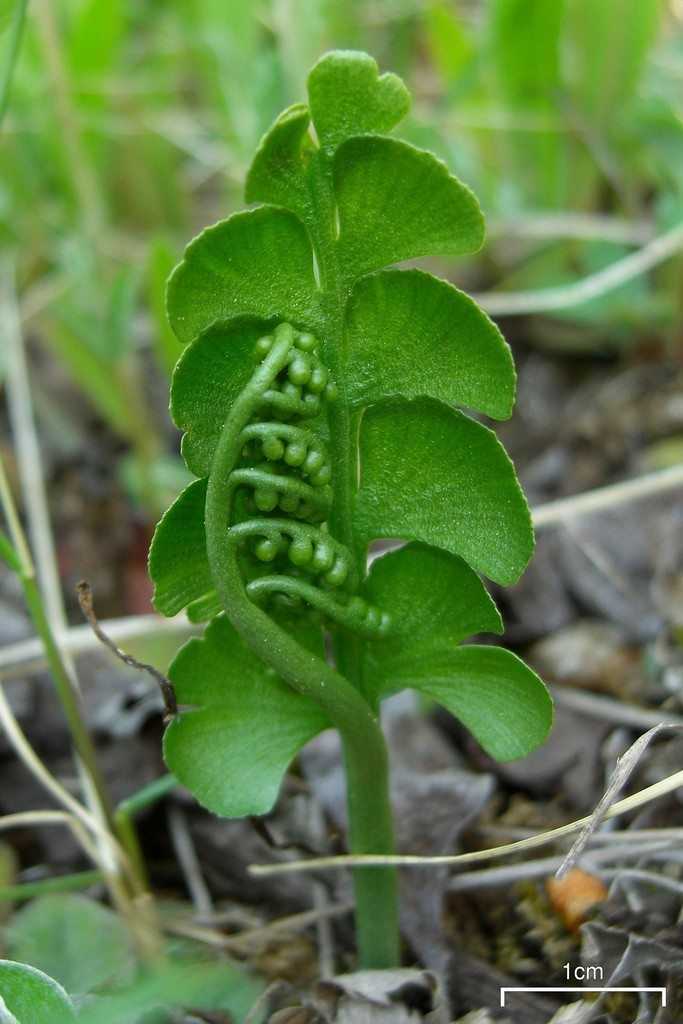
[164,615,329,817]
[167,207,322,345]
[346,269,515,418]
[335,137,484,279]
[246,104,315,225]
[0,961,75,1024]
[360,543,502,700]
[172,317,275,478]
[354,398,533,585]
[7,895,133,997]
[398,646,553,761]
[308,51,410,151]
[148,478,214,618]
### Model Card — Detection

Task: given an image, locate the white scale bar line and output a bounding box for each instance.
[500,987,666,1007]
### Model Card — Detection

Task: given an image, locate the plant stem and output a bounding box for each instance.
[204,350,398,967]
[341,739,399,967]
[0,528,21,572]
[0,869,104,903]
[114,774,178,887]
[0,459,115,832]
[307,152,400,961]
[25,586,115,820]
[0,0,28,131]
[117,774,178,820]
[0,457,162,958]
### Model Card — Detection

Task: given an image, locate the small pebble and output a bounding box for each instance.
[546,869,607,932]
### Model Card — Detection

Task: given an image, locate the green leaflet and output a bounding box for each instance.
[0,960,75,1024]
[170,318,331,480]
[172,317,277,478]
[307,50,410,151]
[396,647,552,762]
[245,85,482,287]
[334,136,484,277]
[164,614,329,817]
[345,270,514,418]
[166,206,322,345]
[360,545,550,759]
[361,543,503,689]
[186,592,223,624]
[148,476,267,622]
[249,126,485,283]
[148,478,213,618]
[245,103,315,222]
[354,398,533,586]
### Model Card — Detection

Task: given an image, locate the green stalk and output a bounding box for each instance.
[0,460,115,833]
[0,458,161,958]
[0,870,103,903]
[307,151,400,962]
[114,774,178,887]
[0,529,21,572]
[116,774,177,821]
[0,0,28,131]
[19,573,117,825]
[341,742,399,967]
[204,343,398,968]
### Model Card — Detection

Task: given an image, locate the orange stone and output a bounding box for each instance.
[546,868,608,931]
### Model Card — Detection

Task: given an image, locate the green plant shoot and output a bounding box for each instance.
[149,50,553,969]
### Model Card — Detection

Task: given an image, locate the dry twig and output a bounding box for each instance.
[473,220,683,315]
[76,581,177,722]
[248,765,683,877]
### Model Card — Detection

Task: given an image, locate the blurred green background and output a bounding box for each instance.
[1,0,682,612]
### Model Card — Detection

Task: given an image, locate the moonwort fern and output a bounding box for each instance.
[149,51,553,969]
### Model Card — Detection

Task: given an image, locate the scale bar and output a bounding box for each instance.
[500,987,666,1008]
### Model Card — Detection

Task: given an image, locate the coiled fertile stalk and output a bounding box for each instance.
[202,321,398,973]
[223,322,390,639]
